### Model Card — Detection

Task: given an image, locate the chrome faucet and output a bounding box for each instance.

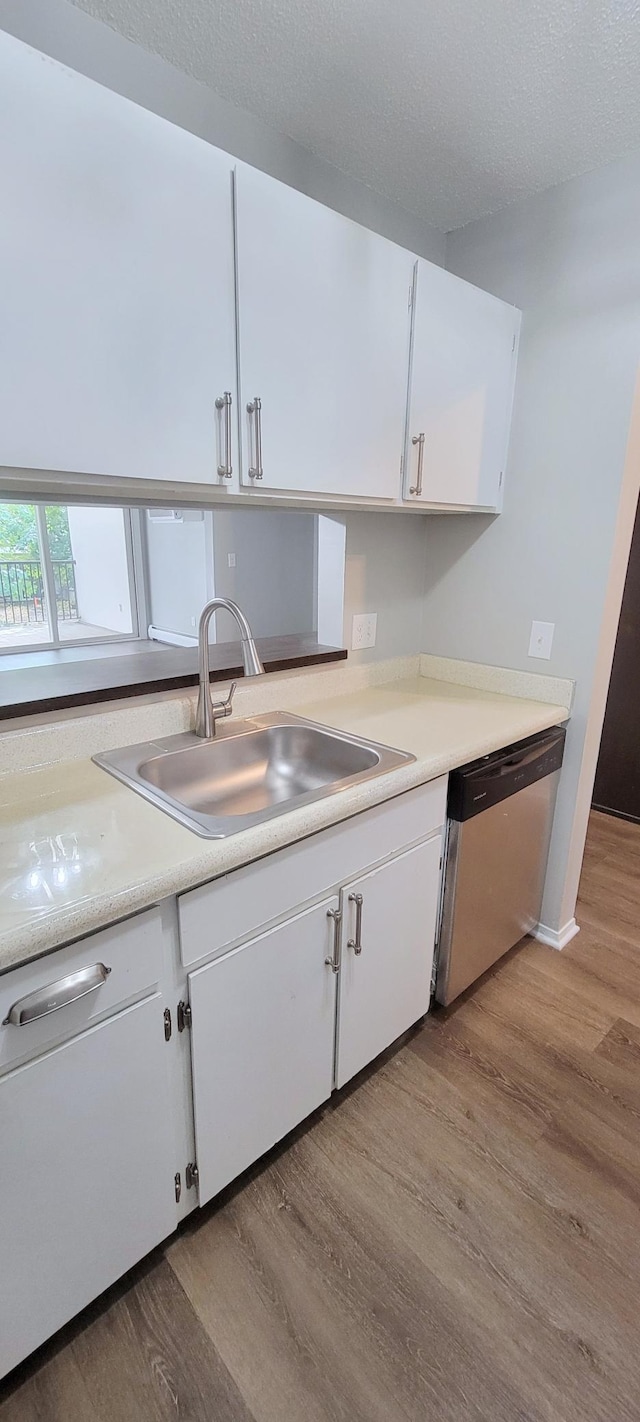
[195,598,264,739]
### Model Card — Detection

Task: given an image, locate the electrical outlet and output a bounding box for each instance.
[352,612,377,650]
[528,620,555,659]
[227,552,236,568]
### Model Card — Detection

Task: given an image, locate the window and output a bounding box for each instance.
[0,503,138,652]
[0,501,347,720]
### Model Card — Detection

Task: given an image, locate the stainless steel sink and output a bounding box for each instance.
[93,711,414,838]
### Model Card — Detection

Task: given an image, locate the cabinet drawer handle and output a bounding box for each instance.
[410,432,425,496]
[3,962,112,1026]
[325,908,342,974]
[246,397,263,480]
[215,391,233,478]
[347,893,364,954]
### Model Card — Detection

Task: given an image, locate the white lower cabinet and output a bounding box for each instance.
[0,994,176,1378]
[0,784,446,1379]
[189,897,340,1206]
[336,836,442,1087]
[186,814,444,1201]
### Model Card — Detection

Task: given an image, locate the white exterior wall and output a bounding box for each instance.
[67,505,133,634]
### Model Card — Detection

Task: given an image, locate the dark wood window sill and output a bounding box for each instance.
[0,635,347,722]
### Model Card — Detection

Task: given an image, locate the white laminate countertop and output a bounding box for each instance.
[0,675,570,974]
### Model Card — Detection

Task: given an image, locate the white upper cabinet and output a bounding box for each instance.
[234,164,414,500]
[0,33,237,485]
[405,260,521,510]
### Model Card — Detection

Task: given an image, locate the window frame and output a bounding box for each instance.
[0,502,143,655]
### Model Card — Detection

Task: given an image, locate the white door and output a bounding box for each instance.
[235,164,414,499]
[0,996,176,1378]
[405,260,520,509]
[336,837,442,1088]
[189,898,339,1205]
[0,32,237,486]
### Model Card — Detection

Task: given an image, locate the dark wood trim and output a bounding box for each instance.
[0,635,347,722]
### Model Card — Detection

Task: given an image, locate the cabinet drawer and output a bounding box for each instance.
[0,909,163,1073]
[179,777,447,967]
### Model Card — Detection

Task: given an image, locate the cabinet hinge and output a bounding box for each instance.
[185,1161,199,1190]
[174,1171,182,1203]
[408,283,413,311]
[177,1000,192,1032]
[163,1007,172,1041]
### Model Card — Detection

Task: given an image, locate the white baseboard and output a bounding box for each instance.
[534,918,580,951]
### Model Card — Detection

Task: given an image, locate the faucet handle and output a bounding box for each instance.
[222,681,237,711]
[211,681,237,720]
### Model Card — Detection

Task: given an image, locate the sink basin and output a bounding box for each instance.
[94,711,414,838]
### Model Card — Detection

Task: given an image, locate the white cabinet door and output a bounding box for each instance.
[0,32,237,485]
[336,836,442,1088]
[405,260,520,510]
[189,897,339,1205]
[235,164,414,499]
[0,995,176,1378]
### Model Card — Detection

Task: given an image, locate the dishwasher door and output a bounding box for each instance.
[436,730,564,1006]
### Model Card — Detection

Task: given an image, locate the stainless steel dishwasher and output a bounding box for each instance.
[435,726,566,1005]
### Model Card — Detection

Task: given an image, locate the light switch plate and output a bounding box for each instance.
[352,612,377,650]
[528,620,555,659]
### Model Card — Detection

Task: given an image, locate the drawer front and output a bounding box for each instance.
[0,908,163,1073]
[179,777,447,968]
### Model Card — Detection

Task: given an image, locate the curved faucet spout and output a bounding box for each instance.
[195,598,264,739]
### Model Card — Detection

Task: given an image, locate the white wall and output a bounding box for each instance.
[342,512,428,666]
[66,505,132,634]
[211,509,316,642]
[0,0,445,267]
[429,152,640,935]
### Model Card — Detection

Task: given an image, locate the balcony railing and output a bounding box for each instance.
[0,559,78,626]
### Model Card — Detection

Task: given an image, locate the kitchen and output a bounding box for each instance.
[1,2,640,1419]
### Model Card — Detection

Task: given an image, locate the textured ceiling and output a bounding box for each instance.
[67,0,640,229]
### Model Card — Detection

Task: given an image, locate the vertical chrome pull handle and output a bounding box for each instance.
[215,391,233,478]
[410,433,425,496]
[247,397,263,480]
[347,893,364,955]
[325,907,342,973]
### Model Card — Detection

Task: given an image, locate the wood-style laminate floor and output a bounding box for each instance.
[3,809,640,1422]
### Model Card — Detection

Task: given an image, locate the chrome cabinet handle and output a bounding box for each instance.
[3,962,111,1026]
[410,432,425,496]
[246,397,263,480]
[215,391,233,478]
[347,893,364,954]
[325,907,342,973]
